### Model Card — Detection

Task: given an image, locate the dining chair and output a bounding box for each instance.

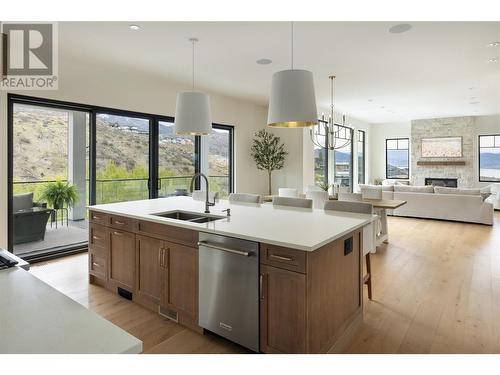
[228,193,262,204]
[273,196,313,209]
[338,192,363,202]
[324,200,375,300]
[359,185,383,200]
[305,190,329,209]
[192,190,219,202]
[278,188,299,198]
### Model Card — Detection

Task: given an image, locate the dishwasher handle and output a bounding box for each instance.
[197,241,252,257]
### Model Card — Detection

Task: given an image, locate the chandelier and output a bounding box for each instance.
[309,75,353,150]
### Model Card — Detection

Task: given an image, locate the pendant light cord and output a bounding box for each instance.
[291,21,294,70]
[192,39,195,91]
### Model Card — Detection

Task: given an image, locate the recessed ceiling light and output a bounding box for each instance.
[368,99,373,102]
[380,106,385,109]
[256,58,272,65]
[469,87,476,90]
[488,42,500,47]
[487,58,499,63]
[129,24,141,31]
[470,101,480,105]
[389,24,412,34]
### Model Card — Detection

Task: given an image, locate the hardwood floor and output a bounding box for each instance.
[30,212,500,354]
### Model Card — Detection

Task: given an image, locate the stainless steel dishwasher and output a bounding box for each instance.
[198,232,259,352]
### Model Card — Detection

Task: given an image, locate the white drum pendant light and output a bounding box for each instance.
[267,23,318,128]
[174,38,212,135]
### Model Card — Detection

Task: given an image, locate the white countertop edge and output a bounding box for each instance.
[88,203,376,252]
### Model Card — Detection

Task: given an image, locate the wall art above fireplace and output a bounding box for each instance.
[421,136,463,158]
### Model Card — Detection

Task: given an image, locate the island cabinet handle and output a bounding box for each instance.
[92,235,101,241]
[92,215,101,220]
[114,220,125,225]
[269,254,294,262]
[92,262,100,268]
[259,274,264,300]
[112,231,122,236]
[158,248,163,267]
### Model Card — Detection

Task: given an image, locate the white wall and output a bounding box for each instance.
[0,54,298,248]
[369,121,411,183]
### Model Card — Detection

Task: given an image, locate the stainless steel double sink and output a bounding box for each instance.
[152,210,225,224]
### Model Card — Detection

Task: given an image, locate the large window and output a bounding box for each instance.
[95,113,151,204]
[208,125,233,198]
[158,120,198,197]
[8,94,234,261]
[11,102,90,258]
[479,134,500,182]
[386,138,409,179]
[357,130,365,184]
[313,132,328,186]
[333,125,353,189]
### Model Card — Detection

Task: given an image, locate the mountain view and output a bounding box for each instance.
[12,104,231,202]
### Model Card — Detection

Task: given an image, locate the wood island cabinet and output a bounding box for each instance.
[109,229,135,291]
[135,235,163,304]
[260,230,363,354]
[88,209,363,353]
[88,210,199,330]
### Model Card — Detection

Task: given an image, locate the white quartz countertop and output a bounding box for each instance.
[0,267,142,354]
[89,196,375,251]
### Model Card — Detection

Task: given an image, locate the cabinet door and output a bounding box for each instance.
[161,242,198,323]
[260,264,306,353]
[109,229,135,291]
[136,235,163,303]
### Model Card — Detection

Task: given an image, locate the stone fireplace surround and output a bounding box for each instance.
[411,117,476,187]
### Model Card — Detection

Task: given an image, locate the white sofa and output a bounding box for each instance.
[483,183,500,210]
[359,184,494,225]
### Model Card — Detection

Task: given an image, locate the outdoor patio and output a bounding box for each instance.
[13,219,88,256]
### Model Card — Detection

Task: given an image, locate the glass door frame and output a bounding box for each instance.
[7,94,231,260]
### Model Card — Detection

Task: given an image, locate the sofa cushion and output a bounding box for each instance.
[394,185,434,193]
[13,192,34,212]
[434,186,481,195]
[382,179,410,186]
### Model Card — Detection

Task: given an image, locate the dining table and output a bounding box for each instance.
[262,194,407,246]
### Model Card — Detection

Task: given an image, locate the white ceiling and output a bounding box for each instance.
[60,21,500,124]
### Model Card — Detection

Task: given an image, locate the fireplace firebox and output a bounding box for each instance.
[424,178,458,188]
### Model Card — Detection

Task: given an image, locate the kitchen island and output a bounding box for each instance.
[88,196,374,354]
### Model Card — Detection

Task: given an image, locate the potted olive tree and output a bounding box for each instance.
[250,129,288,196]
[40,180,78,210]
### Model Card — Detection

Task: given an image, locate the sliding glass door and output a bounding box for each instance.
[11,102,90,257]
[8,94,235,260]
[157,120,198,197]
[95,113,151,204]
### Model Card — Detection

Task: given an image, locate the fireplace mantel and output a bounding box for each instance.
[417,160,466,166]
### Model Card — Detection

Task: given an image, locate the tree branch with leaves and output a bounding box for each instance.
[250,129,288,195]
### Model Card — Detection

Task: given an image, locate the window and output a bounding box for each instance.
[8,94,235,261]
[95,113,151,204]
[386,138,409,179]
[313,131,328,186]
[158,120,198,197]
[208,125,233,198]
[333,125,353,189]
[358,130,365,184]
[479,135,500,182]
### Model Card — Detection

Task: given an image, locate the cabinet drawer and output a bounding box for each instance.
[89,211,109,225]
[89,251,107,281]
[109,214,137,232]
[260,243,306,273]
[89,224,108,249]
[138,221,198,247]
